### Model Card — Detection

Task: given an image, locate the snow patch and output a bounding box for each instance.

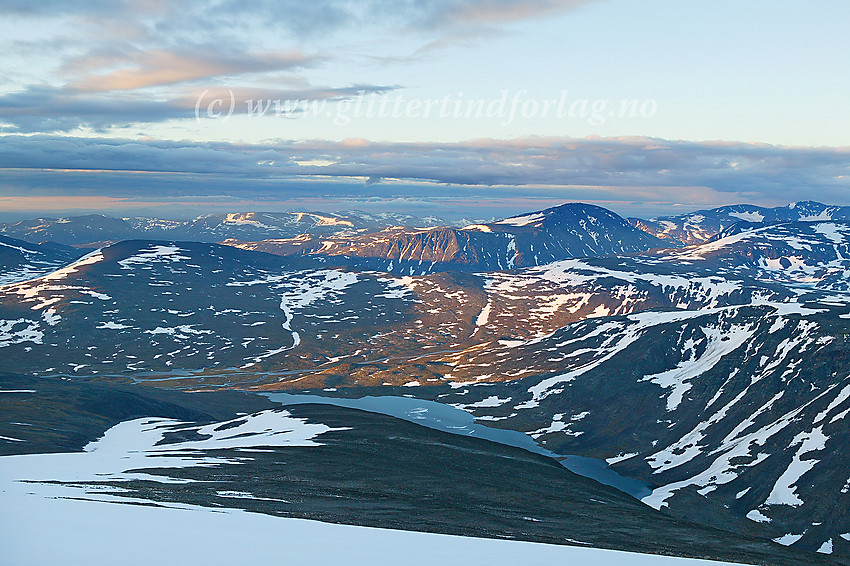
[117,246,189,269]
[745,509,771,523]
[729,211,765,222]
[496,212,545,227]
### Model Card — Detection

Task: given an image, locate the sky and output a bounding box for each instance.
[0,0,848,221]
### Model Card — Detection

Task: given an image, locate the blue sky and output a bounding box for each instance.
[0,0,848,220]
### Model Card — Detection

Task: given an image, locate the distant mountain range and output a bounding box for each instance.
[0,211,470,248]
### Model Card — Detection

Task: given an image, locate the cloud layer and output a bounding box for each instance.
[1,135,847,216]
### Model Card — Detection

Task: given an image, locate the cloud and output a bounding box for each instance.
[1,1,604,73]
[420,0,601,28]
[69,49,316,92]
[0,87,189,133]
[0,84,396,133]
[1,135,847,210]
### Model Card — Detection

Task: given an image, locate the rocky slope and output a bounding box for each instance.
[228,203,668,274]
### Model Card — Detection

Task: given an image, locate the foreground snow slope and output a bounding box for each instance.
[0,405,749,566]
[1,482,745,566]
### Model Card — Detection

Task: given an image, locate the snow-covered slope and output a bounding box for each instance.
[0,241,419,378]
[424,299,850,556]
[648,221,850,293]
[1,476,747,566]
[630,201,850,246]
[0,235,84,286]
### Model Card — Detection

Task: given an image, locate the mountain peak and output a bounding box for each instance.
[495,202,625,228]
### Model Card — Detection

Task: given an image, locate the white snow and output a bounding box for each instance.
[773,533,804,546]
[814,383,850,424]
[525,308,746,404]
[41,308,61,326]
[728,211,765,222]
[80,289,111,300]
[227,269,358,354]
[243,270,361,359]
[0,410,342,490]
[374,277,414,299]
[745,509,771,523]
[0,240,36,254]
[506,235,518,268]
[0,319,44,348]
[817,539,834,554]
[223,212,270,227]
[813,222,846,244]
[473,300,492,334]
[293,212,354,227]
[96,321,133,330]
[735,488,751,499]
[765,427,828,507]
[495,259,744,312]
[642,383,829,510]
[798,210,833,221]
[466,396,511,408]
[0,488,749,566]
[606,453,639,465]
[641,324,754,412]
[451,396,512,411]
[0,266,53,287]
[528,413,584,439]
[117,245,189,269]
[41,250,105,281]
[144,325,212,337]
[496,212,545,227]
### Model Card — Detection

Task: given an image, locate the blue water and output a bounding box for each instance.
[265,392,652,500]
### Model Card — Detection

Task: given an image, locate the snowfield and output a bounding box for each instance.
[0,491,748,566]
[0,457,744,566]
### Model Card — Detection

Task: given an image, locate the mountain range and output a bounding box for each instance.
[5,200,847,272]
[4,200,850,563]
